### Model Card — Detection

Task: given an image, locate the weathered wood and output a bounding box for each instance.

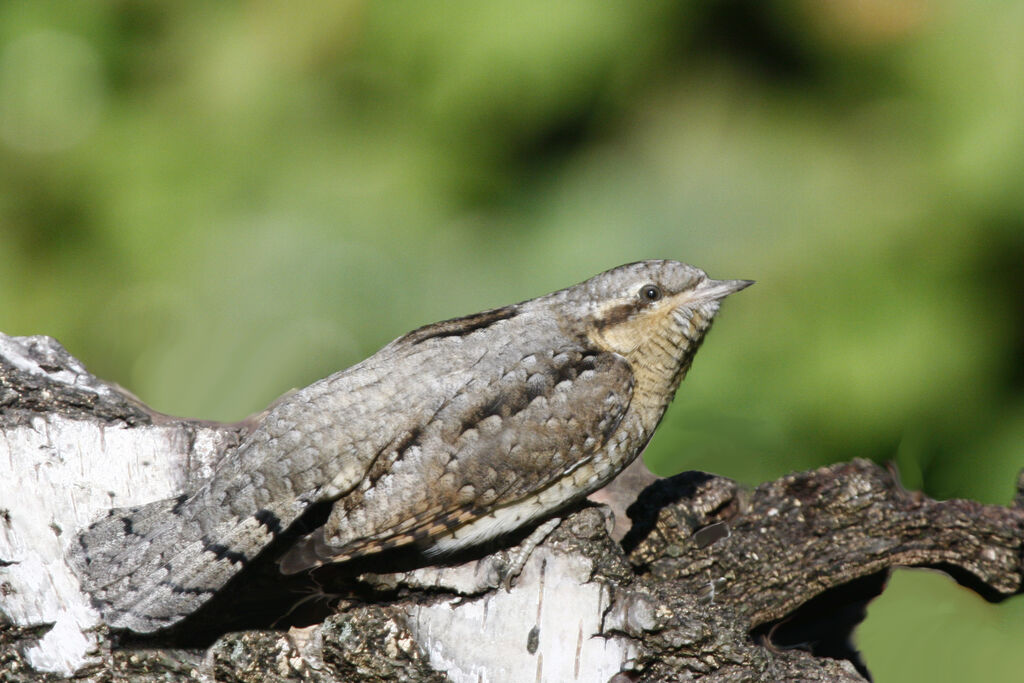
[1,332,1021,681]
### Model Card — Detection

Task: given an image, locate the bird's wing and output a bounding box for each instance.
[278,348,634,573]
[71,324,524,630]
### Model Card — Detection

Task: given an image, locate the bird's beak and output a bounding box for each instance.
[690,278,755,303]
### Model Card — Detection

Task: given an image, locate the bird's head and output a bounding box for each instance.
[558,260,752,398]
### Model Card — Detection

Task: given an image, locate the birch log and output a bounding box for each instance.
[2,332,1022,681]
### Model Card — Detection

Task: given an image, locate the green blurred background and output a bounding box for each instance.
[1,2,1022,679]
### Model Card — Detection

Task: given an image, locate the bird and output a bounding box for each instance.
[70,260,752,633]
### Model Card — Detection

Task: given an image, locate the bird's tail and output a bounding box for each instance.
[69,492,277,633]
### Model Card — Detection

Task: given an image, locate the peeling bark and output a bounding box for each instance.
[1,333,1021,681]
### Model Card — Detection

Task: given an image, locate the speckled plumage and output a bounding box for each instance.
[70,260,751,633]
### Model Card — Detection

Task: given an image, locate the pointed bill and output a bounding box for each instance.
[691,278,754,302]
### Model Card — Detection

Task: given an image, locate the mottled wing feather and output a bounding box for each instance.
[279,349,633,573]
[70,316,522,631]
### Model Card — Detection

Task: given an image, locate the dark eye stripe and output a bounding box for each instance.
[594,302,635,329]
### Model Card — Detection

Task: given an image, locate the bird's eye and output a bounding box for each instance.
[640,284,662,302]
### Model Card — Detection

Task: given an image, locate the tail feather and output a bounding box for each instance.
[71,497,186,593]
[69,494,279,633]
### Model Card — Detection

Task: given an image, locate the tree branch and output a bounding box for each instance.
[2,333,1021,681]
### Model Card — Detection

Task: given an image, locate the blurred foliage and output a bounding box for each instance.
[0,1,1022,679]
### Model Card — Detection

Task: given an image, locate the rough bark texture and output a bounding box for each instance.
[2,333,1022,681]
